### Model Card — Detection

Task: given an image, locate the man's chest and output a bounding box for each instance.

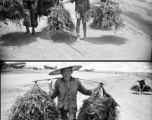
[58,81,78,95]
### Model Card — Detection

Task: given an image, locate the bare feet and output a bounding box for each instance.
[76,36,80,42]
[84,37,88,41]
[32,31,37,35]
[25,31,30,36]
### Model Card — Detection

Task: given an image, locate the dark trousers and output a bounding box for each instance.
[59,108,76,120]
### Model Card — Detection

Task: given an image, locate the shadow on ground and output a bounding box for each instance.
[87,35,128,45]
[132,92,152,95]
[0,32,37,46]
[143,92,152,95]
[0,28,127,46]
[89,23,113,31]
[49,32,76,44]
[0,30,77,46]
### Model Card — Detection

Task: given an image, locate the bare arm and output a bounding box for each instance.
[48,80,59,99]
[78,80,102,95]
[92,85,101,92]
[48,81,53,96]
[78,80,92,95]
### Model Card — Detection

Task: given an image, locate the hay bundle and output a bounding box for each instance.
[0,0,24,25]
[37,0,54,17]
[130,85,140,92]
[77,91,119,120]
[8,83,58,120]
[47,4,75,36]
[87,0,123,30]
[143,85,152,92]
[131,85,152,92]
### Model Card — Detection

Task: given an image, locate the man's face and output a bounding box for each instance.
[61,68,72,81]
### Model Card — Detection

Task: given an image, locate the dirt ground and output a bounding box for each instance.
[0,0,152,60]
[1,69,152,120]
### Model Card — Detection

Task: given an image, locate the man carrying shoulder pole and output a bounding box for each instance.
[48,64,103,120]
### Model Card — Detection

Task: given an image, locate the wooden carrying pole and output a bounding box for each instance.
[33,77,101,84]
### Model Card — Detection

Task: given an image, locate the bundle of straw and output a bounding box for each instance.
[130,85,140,92]
[131,84,152,93]
[143,85,152,92]
[87,0,123,30]
[8,84,58,120]
[77,91,120,120]
[46,4,75,36]
[37,0,54,17]
[0,0,24,25]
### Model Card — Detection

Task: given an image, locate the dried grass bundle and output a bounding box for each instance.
[37,0,54,17]
[130,85,140,92]
[87,0,123,30]
[77,91,120,120]
[131,85,152,92]
[46,4,75,36]
[0,0,24,25]
[143,85,152,92]
[8,83,58,120]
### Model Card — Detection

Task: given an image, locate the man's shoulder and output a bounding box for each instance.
[72,77,79,81]
[55,78,62,84]
[55,77,80,84]
[72,77,81,85]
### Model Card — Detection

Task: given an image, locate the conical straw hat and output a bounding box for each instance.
[49,63,82,75]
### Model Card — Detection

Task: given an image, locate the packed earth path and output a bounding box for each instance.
[0,0,152,60]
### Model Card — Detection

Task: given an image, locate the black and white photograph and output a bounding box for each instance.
[1,62,152,120]
[0,0,152,119]
[0,0,152,60]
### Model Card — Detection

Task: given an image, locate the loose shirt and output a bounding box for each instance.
[51,77,92,113]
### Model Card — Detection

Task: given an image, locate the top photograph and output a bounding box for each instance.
[0,0,152,60]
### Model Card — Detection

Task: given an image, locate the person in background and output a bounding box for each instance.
[137,80,146,94]
[48,64,102,120]
[23,0,38,35]
[60,0,90,41]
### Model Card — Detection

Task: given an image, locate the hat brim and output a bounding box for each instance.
[49,65,82,75]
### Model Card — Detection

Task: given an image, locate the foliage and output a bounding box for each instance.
[47,4,75,36]
[87,0,123,31]
[0,0,24,25]
[37,0,54,17]
[8,83,58,120]
[143,85,152,92]
[77,91,120,120]
[131,85,140,92]
[131,85,152,92]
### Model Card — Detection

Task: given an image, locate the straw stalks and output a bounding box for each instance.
[46,4,75,36]
[37,0,54,17]
[0,0,24,25]
[77,91,120,120]
[87,0,123,31]
[143,85,152,92]
[8,83,58,120]
[130,85,140,92]
[131,85,152,92]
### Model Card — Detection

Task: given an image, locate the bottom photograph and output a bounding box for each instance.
[1,62,152,120]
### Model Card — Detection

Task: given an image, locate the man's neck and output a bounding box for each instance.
[63,77,72,82]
